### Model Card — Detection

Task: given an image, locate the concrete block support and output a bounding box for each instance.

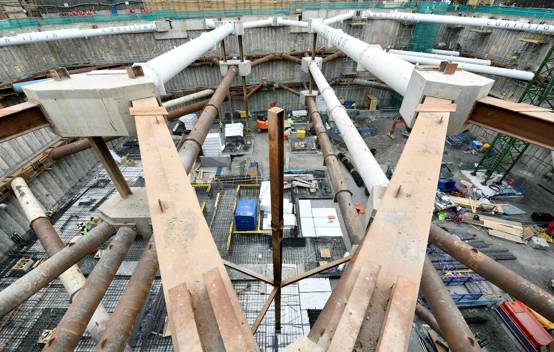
[219,60,251,76]
[23,71,158,137]
[99,187,152,238]
[400,68,493,135]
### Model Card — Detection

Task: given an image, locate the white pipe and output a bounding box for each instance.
[361,10,554,34]
[243,17,275,29]
[389,49,491,66]
[432,49,460,56]
[162,89,214,110]
[141,22,234,88]
[309,62,389,190]
[0,22,156,47]
[323,11,356,25]
[311,19,413,95]
[10,177,110,340]
[276,17,309,28]
[395,54,534,81]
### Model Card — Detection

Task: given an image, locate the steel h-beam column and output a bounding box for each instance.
[238,35,249,117]
[268,107,284,333]
[88,137,132,198]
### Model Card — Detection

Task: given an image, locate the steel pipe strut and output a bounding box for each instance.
[10,177,113,341]
[309,62,389,193]
[49,137,118,161]
[45,227,137,352]
[362,10,554,34]
[388,49,491,66]
[306,97,364,246]
[141,22,234,89]
[97,237,158,352]
[429,224,554,322]
[166,99,209,120]
[0,222,116,318]
[310,19,414,95]
[415,304,442,337]
[420,257,480,352]
[162,89,214,110]
[179,66,238,173]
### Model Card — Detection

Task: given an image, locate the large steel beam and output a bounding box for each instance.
[468,96,554,150]
[0,222,115,318]
[309,97,450,350]
[420,257,480,352]
[97,237,158,352]
[44,227,136,352]
[268,107,284,333]
[178,66,238,173]
[429,224,554,322]
[0,102,50,143]
[131,97,258,351]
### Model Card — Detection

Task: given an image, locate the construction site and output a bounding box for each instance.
[0,0,554,351]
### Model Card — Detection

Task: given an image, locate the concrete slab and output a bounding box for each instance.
[98,187,152,238]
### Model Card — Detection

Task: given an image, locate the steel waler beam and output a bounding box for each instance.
[0,222,116,317]
[0,101,50,143]
[9,177,114,342]
[97,237,158,352]
[44,227,137,352]
[268,107,284,332]
[178,66,239,173]
[429,224,554,322]
[306,97,364,246]
[420,257,480,352]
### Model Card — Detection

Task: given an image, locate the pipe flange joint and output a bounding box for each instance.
[334,187,353,202]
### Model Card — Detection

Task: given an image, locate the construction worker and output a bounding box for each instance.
[78,222,89,236]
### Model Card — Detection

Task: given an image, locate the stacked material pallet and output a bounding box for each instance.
[463,213,525,244]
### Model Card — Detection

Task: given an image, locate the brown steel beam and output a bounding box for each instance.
[179,66,238,173]
[276,83,301,96]
[309,97,450,350]
[0,101,50,143]
[132,97,258,351]
[281,255,352,287]
[88,137,132,198]
[251,287,278,334]
[428,224,554,322]
[0,222,115,318]
[468,96,554,150]
[268,106,284,333]
[223,260,274,286]
[44,227,137,352]
[322,51,345,63]
[238,35,250,117]
[306,97,364,245]
[246,84,263,98]
[420,257,480,352]
[98,236,158,352]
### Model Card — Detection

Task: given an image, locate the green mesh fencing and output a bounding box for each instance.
[0,2,553,31]
[408,2,448,53]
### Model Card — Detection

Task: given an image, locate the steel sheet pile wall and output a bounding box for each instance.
[0,129,101,261]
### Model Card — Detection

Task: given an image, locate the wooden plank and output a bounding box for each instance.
[328,263,380,352]
[132,97,258,352]
[309,98,450,350]
[489,229,525,244]
[483,220,523,236]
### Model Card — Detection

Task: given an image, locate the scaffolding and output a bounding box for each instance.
[473,44,554,184]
